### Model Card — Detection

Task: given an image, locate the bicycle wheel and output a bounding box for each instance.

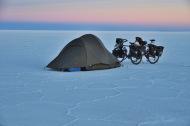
[147,55,159,64]
[119,55,127,62]
[130,49,142,65]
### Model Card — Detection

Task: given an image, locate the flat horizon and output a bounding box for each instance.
[1,22,190,31]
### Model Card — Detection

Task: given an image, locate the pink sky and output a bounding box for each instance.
[1,0,190,26]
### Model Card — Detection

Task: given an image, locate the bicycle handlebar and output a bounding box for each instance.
[129,42,134,44]
[122,39,128,43]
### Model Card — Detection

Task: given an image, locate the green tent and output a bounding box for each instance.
[47,34,120,71]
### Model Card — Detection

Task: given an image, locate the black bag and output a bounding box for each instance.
[136,37,147,46]
[156,46,164,56]
[112,49,125,58]
[148,44,164,56]
[116,38,124,44]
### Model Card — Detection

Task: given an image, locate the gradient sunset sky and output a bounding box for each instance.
[0,0,190,30]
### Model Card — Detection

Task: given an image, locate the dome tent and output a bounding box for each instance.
[47,34,120,71]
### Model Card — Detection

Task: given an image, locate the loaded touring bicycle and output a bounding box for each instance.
[112,37,164,64]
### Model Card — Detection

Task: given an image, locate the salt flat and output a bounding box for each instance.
[0,30,190,126]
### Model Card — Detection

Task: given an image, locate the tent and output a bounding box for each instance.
[47,34,120,71]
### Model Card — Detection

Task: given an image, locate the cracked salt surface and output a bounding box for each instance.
[0,30,190,126]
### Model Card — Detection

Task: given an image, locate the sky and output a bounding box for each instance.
[0,0,190,30]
